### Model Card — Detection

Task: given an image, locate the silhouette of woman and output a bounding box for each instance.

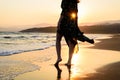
[55,0,94,66]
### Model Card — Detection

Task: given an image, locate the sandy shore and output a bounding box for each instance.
[0,34,120,80]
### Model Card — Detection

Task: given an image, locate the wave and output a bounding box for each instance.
[1,32,112,56]
[0,32,56,56]
[0,46,51,56]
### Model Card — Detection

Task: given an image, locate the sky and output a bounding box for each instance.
[0,0,120,31]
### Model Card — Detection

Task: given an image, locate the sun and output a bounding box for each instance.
[71,13,76,19]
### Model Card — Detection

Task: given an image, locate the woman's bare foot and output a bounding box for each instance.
[54,58,62,65]
[65,63,71,66]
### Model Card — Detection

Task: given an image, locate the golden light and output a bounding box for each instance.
[70,49,83,79]
[71,54,79,65]
[71,45,81,65]
[71,43,84,65]
[71,13,76,19]
[78,2,88,23]
[78,6,86,18]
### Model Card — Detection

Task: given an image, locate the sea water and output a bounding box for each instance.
[0,32,56,56]
[0,32,113,56]
[0,32,114,80]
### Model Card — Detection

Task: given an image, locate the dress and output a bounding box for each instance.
[57,0,84,45]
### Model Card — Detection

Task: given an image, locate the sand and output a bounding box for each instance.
[0,34,120,80]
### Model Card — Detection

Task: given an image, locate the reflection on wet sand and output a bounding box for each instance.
[90,34,120,51]
[54,64,62,79]
[54,63,87,80]
[55,61,120,80]
[54,40,120,80]
[14,34,120,80]
[54,64,71,80]
[81,61,120,80]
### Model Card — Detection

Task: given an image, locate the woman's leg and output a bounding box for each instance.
[55,32,63,65]
[55,15,64,65]
[66,40,76,65]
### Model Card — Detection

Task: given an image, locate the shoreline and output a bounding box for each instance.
[0,33,118,56]
[0,46,53,56]
[89,34,120,51]
[0,34,120,80]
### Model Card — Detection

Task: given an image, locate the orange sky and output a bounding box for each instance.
[0,0,120,31]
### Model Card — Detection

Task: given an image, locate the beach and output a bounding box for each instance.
[0,34,120,80]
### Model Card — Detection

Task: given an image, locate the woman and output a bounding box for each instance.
[55,0,94,66]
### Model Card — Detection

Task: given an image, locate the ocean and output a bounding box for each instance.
[0,32,56,56]
[0,32,112,56]
[0,32,115,80]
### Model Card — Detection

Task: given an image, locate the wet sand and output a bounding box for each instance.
[0,34,120,80]
[89,34,120,51]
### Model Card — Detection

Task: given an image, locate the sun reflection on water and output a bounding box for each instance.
[71,45,82,65]
[71,53,80,65]
[70,47,84,80]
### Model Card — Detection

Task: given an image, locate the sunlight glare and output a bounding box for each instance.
[78,7,86,17]
[71,13,76,19]
[78,2,88,23]
[71,45,82,65]
[72,54,79,65]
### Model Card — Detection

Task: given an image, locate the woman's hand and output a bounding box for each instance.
[77,0,80,3]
